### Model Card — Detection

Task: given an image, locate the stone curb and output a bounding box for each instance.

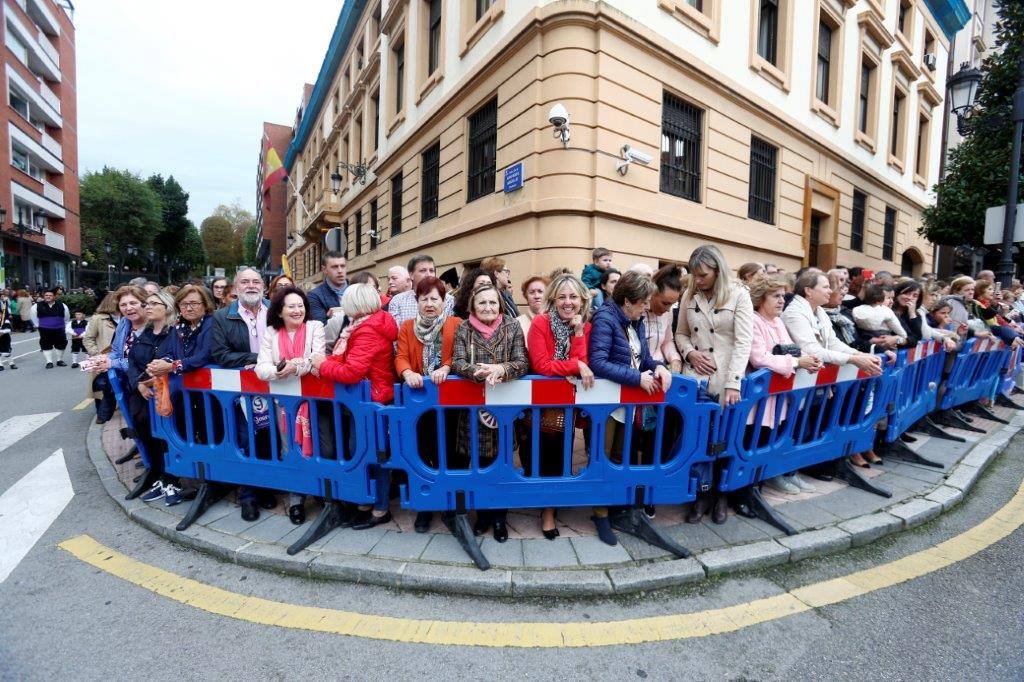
[87,410,1024,598]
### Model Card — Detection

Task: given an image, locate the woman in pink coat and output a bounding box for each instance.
[747,276,823,495]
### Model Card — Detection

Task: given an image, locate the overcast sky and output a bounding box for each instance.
[76,1,341,226]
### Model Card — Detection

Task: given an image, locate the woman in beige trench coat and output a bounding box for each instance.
[675,245,753,524]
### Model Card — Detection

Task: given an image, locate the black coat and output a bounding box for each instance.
[210,299,269,368]
[127,325,176,387]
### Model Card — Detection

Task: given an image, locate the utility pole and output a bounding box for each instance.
[997,50,1024,287]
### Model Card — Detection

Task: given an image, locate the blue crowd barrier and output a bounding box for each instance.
[938,338,1007,410]
[107,369,151,469]
[885,340,945,443]
[384,374,718,512]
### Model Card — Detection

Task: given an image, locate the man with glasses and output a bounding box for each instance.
[210,268,275,521]
[388,254,454,327]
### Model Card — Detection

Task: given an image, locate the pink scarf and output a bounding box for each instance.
[277,324,313,458]
[469,313,502,340]
[332,314,369,355]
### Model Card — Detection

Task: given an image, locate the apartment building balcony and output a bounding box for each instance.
[5,10,60,82]
[41,130,62,159]
[6,65,62,128]
[301,191,341,238]
[12,180,65,219]
[9,122,61,174]
[42,180,63,205]
[43,227,64,251]
[26,0,61,37]
[39,79,60,114]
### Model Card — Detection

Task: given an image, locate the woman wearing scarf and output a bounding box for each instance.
[312,283,399,530]
[254,286,326,525]
[822,271,858,347]
[451,282,529,543]
[395,276,462,533]
[527,274,595,539]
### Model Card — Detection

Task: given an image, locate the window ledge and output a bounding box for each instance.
[416,68,444,105]
[920,62,936,82]
[656,0,718,43]
[894,30,912,54]
[854,131,876,154]
[887,155,905,173]
[750,55,790,92]
[460,0,505,58]
[913,173,928,189]
[387,110,406,138]
[811,99,840,128]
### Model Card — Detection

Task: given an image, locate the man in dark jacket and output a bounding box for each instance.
[307,251,348,324]
[210,268,274,522]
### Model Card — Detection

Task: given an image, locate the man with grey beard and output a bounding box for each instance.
[210,267,274,522]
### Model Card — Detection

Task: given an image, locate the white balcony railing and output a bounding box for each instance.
[42,180,63,205]
[41,131,61,159]
[39,80,60,114]
[36,30,58,67]
[43,227,64,251]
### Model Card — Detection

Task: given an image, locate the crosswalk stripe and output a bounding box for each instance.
[0,450,74,584]
[0,413,61,453]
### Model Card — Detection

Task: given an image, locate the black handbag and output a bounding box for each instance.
[771,343,802,358]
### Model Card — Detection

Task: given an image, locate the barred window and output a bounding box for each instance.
[354,209,362,256]
[757,0,779,65]
[394,43,405,113]
[747,136,777,225]
[421,141,440,221]
[815,20,832,105]
[851,190,866,252]
[883,207,896,261]
[370,198,379,250]
[391,173,403,237]
[467,97,497,202]
[858,63,871,133]
[660,92,703,202]
[890,90,904,157]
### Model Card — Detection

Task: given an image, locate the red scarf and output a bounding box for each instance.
[277,324,313,458]
[469,313,502,340]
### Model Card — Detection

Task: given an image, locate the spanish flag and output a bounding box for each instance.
[261,136,287,209]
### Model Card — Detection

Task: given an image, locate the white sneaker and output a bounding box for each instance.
[764,475,799,494]
[789,473,817,492]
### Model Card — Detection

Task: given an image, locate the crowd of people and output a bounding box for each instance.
[5,246,1022,547]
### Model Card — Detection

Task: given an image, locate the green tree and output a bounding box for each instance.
[146,174,191,257]
[920,0,1023,247]
[179,220,207,276]
[80,168,162,269]
[212,202,257,265]
[242,225,259,265]
[200,215,236,269]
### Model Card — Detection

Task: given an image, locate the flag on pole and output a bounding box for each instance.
[261,136,287,209]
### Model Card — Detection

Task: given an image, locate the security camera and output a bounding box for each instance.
[549,103,570,148]
[616,144,653,175]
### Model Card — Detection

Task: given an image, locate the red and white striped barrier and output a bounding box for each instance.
[182,368,336,400]
[767,362,873,395]
[971,337,1007,353]
[905,339,942,364]
[436,377,665,407]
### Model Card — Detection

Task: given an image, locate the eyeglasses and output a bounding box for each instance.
[179,302,204,309]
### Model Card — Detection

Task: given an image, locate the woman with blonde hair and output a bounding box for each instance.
[675,245,753,523]
[82,291,122,423]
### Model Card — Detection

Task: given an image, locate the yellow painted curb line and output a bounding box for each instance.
[59,478,1024,648]
[73,399,93,411]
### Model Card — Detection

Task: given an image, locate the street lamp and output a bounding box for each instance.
[1,204,45,289]
[330,160,367,194]
[946,56,1024,286]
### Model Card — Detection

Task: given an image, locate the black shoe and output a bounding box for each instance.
[352,510,392,530]
[712,496,728,525]
[806,471,834,482]
[46,363,53,369]
[473,515,491,536]
[591,515,617,546]
[644,505,656,519]
[414,511,433,533]
[8,364,15,370]
[686,497,709,524]
[240,500,259,522]
[734,499,756,518]
[345,508,372,528]
[71,363,79,369]
[492,520,508,543]
[440,511,456,534]
[900,433,917,443]
[543,527,559,541]
[258,495,276,510]
[288,504,306,525]
[56,361,67,367]
[0,366,4,371]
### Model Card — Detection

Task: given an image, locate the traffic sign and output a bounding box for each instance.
[984,203,1024,245]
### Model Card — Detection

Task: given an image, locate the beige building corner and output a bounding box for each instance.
[281,0,970,301]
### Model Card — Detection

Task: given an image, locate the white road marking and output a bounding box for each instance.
[0,450,74,583]
[11,337,38,345]
[9,349,40,361]
[0,413,61,453]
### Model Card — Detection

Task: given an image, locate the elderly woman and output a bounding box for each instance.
[126,290,183,504]
[782,270,892,468]
[517,275,549,343]
[528,274,595,539]
[451,283,529,543]
[946,276,989,339]
[673,245,753,524]
[589,271,672,543]
[252,286,326,525]
[395,276,462,533]
[747,276,822,495]
[821,271,858,347]
[453,268,497,319]
[89,286,149,379]
[312,283,398,530]
[738,262,765,285]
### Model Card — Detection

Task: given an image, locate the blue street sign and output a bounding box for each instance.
[503,162,523,193]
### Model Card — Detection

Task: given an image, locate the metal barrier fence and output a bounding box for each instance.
[104,336,1021,569]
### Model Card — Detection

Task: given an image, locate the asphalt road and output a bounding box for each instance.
[1,329,1022,680]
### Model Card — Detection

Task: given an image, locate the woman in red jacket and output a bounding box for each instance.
[312,283,399,529]
[527,273,595,539]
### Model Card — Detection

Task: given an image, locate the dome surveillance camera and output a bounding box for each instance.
[548,103,569,129]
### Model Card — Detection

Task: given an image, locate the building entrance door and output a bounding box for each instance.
[803,177,841,271]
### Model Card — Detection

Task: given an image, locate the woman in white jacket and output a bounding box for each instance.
[254,286,326,524]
